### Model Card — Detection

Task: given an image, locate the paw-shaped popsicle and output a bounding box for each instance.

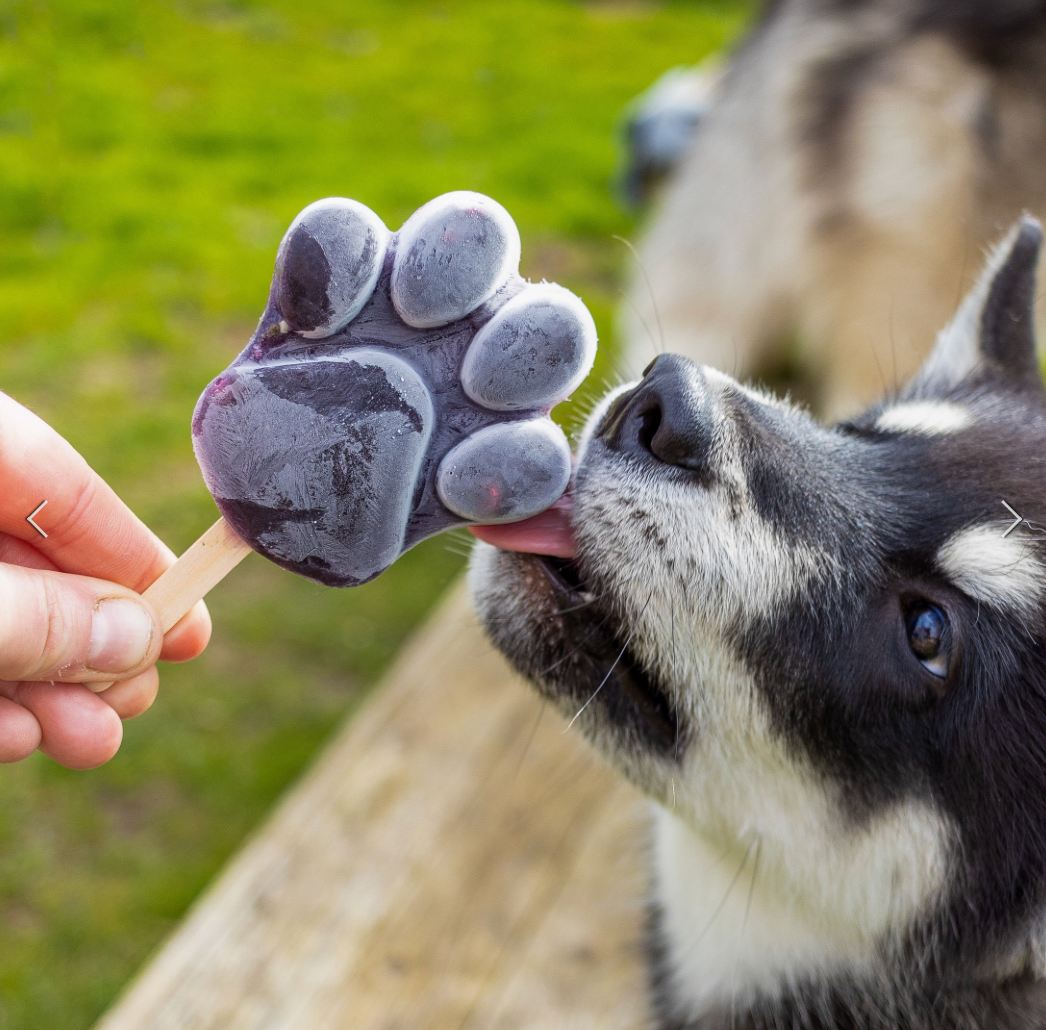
[192,191,597,587]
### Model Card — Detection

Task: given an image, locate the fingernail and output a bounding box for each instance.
[88,599,155,674]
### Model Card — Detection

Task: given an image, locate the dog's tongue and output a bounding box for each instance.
[468,494,577,558]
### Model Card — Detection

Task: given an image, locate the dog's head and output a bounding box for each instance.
[470,217,1046,996]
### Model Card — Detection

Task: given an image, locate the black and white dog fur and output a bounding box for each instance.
[471,218,1046,1029]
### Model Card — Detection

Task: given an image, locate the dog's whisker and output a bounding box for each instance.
[564,624,637,732]
[443,541,475,558]
[532,559,608,619]
[625,302,661,361]
[564,589,653,732]
[539,593,604,619]
[613,233,665,354]
[888,294,899,397]
[680,840,755,965]
[730,838,762,1030]
[511,699,547,781]
[535,612,615,677]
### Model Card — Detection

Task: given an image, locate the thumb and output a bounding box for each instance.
[0,563,161,683]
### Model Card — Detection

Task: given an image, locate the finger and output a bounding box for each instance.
[0,563,161,683]
[0,391,179,590]
[0,530,58,572]
[13,681,123,769]
[0,396,214,656]
[97,666,159,720]
[159,600,212,663]
[0,530,207,664]
[0,695,41,763]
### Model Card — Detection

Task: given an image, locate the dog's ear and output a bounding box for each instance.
[905,215,1044,398]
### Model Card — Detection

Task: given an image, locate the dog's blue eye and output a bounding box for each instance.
[906,604,949,677]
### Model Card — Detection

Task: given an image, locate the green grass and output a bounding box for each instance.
[0,1,749,1026]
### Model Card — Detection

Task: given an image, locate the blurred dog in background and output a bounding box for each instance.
[621,0,1046,420]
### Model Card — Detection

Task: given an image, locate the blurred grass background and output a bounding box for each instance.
[0,1,749,1026]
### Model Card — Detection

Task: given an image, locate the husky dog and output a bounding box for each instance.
[622,0,1046,420]
[470,219,1046,1028]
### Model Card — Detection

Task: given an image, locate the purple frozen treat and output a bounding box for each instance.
[192,190,597,587]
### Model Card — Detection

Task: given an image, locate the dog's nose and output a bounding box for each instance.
[597,354,713,471]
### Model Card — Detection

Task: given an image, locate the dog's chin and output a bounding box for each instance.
[469,541,687,773]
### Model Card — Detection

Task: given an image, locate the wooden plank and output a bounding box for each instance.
[94,581,651,1030]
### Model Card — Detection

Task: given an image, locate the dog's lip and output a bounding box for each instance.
[467,494,577,559]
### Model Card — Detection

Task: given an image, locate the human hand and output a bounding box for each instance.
[0,391,212,769]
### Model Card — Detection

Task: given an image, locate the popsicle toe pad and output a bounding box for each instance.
[192,191,597,587]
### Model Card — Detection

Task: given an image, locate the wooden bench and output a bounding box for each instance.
[94,581,651,1030]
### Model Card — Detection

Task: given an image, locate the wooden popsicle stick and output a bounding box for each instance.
[86,516,252,693]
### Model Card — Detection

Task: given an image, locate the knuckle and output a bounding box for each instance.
[0,567,85,681]
[39,574,76,677]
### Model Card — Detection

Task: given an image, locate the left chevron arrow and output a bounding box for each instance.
[26,500,48,538]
